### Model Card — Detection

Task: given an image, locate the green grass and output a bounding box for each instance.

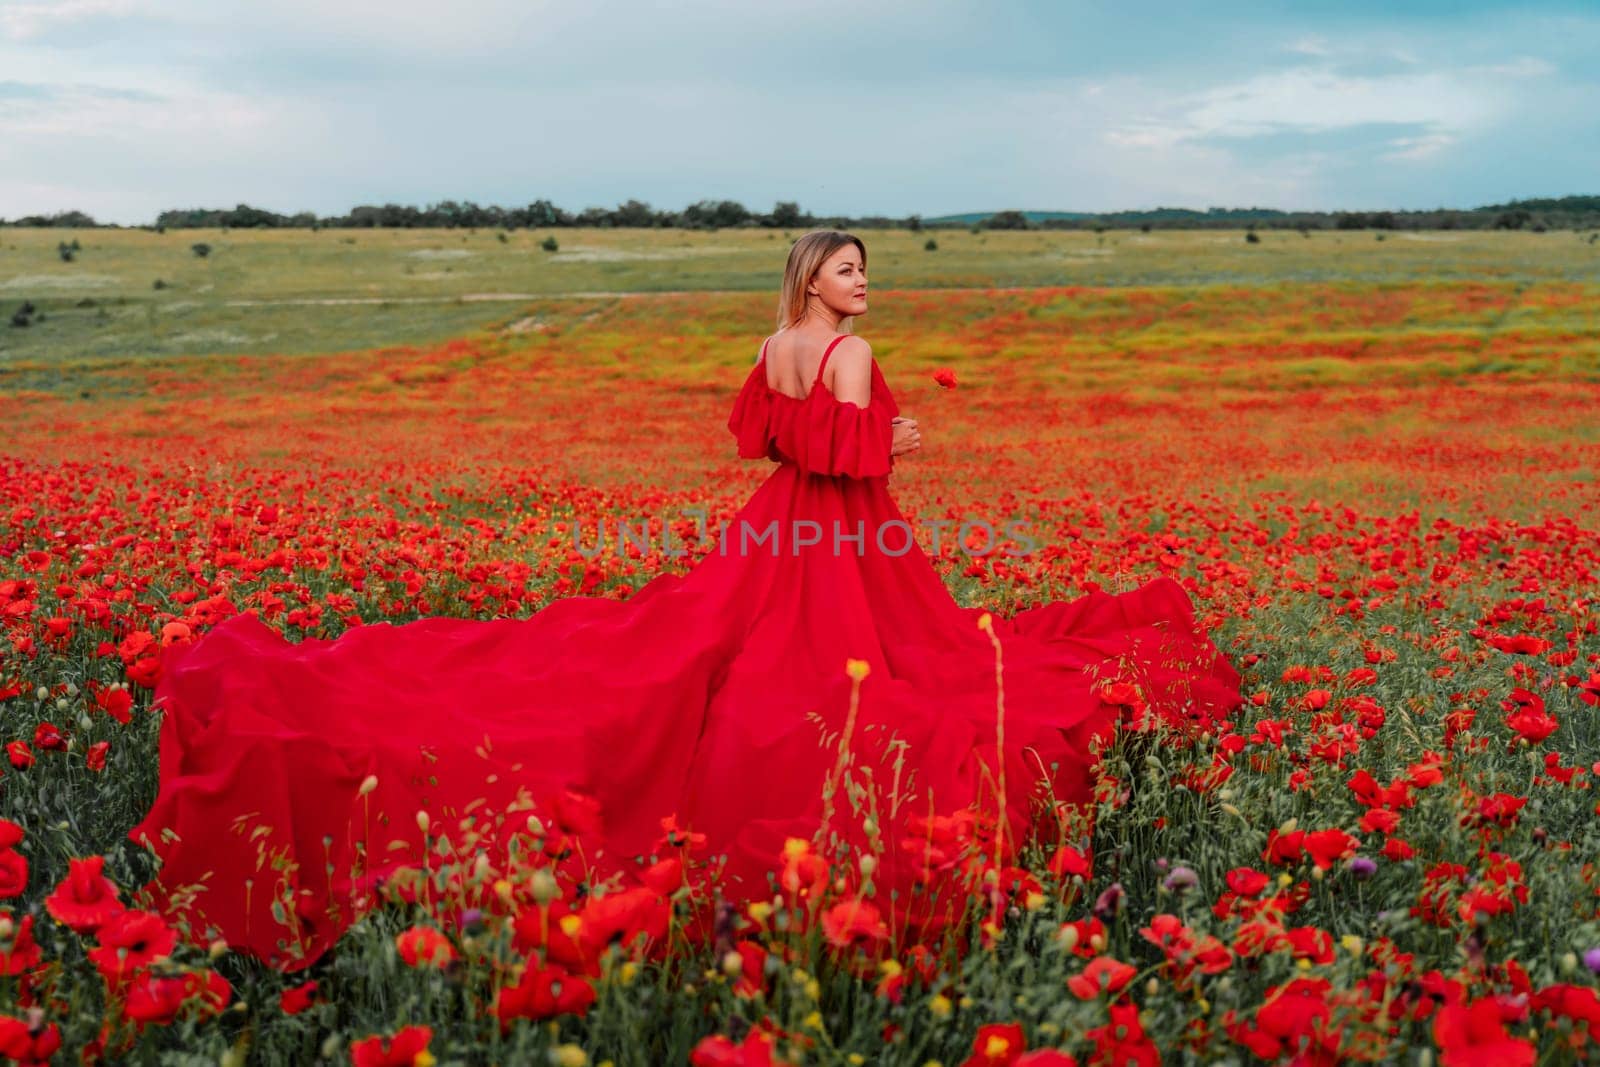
[4,227,1598,372]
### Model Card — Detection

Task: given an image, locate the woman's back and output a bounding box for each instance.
[761,330,874,407]
[729,333,898,479]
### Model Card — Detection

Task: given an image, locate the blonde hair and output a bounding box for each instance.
[776,229,867,332]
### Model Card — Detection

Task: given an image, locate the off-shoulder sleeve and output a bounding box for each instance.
[728,364,778,462]
[797,360,902,478]
[798,399,895,478]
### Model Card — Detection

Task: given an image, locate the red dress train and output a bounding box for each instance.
[130,334,1242,969]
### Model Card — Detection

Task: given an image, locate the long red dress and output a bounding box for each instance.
[130,333,1241,969]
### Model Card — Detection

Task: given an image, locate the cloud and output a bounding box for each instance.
[1383,131,1458,161]
[0,79,53,99]
[0,79,157,104]
[0,80,272,141]
[1469,56,1556,77]
[1286,36,1333,58]
[0,0,136,41]
[1109,65,1507,153]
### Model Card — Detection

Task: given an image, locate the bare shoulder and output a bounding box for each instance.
[830,334,873,369]
[825,335,874,406]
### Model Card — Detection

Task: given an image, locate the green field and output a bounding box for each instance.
[3,227,1597,377]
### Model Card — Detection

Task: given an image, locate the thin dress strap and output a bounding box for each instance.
[813,334,848,387]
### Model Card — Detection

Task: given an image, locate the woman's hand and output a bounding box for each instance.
[891,416,921,457]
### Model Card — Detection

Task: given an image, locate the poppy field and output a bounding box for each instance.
[2,232,1600,1064]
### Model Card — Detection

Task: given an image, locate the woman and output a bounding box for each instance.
[131,230,1241,970]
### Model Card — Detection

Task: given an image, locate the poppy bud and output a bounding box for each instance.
[530,869,559,905]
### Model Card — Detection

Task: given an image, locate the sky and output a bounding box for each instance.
[1,0,1597,225]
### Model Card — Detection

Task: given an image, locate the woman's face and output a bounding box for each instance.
[808,244,868,319]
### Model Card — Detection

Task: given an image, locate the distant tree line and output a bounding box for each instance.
[4,196,1599,232]
[1014,197,1600,233]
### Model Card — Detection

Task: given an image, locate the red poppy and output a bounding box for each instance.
[1407,759,1445,789]
[124,969,231,1028]
[640,856,685,896]
[960,1022,1026,1067]
[1047,844,1092,882]
[690,1028,787,1067]
[1086,1000,1158,1066]
[493,964,596,1029]
[0,850,27,899]
[1225,868,1271,896]
[85,740,110,772]
[0,1013,61,1066]
[1263,829,1305,866]
[1360,808,1400,834]
[1303,829,1359,870]
[1096,681,1142,707]
[581,885,669,951]
[1228,977,1334,1060]
[1432,998,1534,1066]
[280,979,319,1015]
[0,912,41,976]
[511,900,590,972]
[933,369,958,389]
[731,939,767,998]
[116,630,156,665]
[1067,956,1136,1000]
[1346,769,1383,806]
[88,909,177,986]
[30,723,66,752]
[820,898,889,953]
[1466,793,1526,829]
[1486,634,1552,655]
[1059,916,1107,957]
[349,1025,434,1067]
[395,925,456,968]
[44,855,124,933]
[95,687,133,724]
[1505,704,1558,743]
[126,655,161,689]
[777,838,829,901]
[1285,926,1334,965]
[1531,984,1600,1029]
